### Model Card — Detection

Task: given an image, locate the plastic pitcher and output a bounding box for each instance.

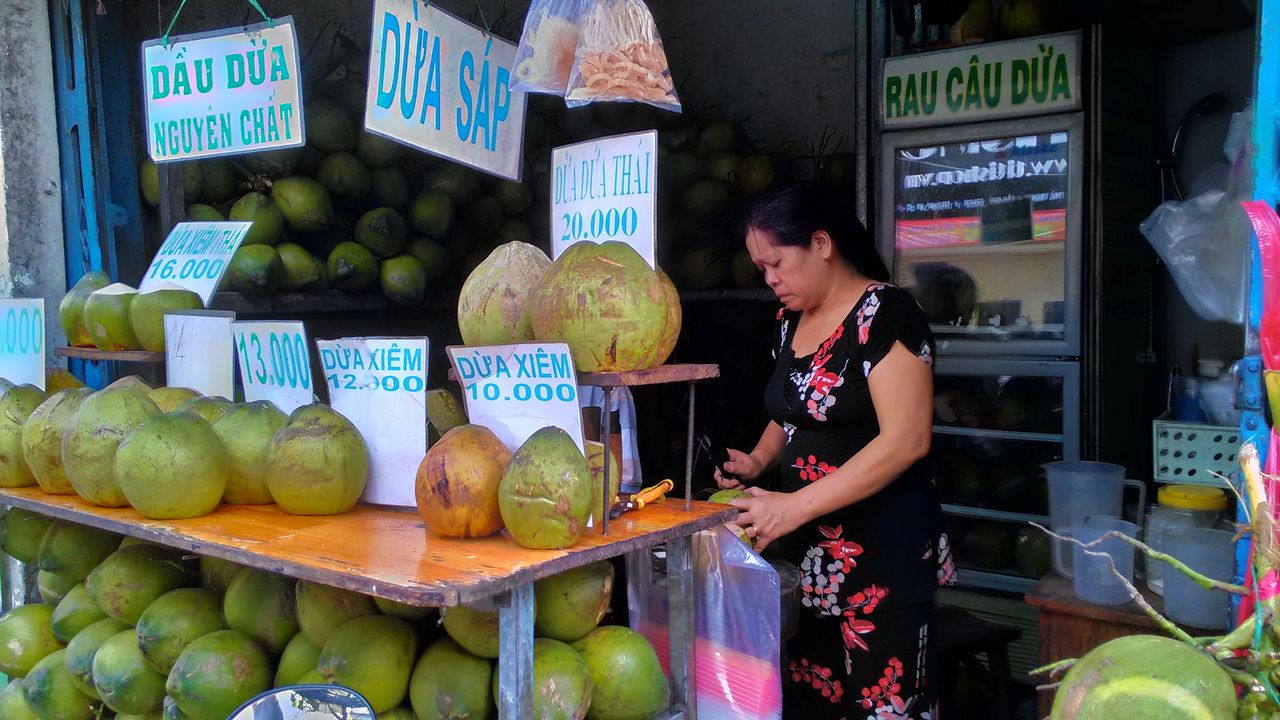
[1046,461,1146,578]
[1071,516,1139,606]
[1163,528,1235,629]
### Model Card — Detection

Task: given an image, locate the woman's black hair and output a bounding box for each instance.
[745,182,891,282]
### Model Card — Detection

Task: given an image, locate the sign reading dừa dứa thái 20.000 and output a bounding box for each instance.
[143,17,304,163]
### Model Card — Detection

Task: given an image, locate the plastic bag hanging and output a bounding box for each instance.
[511,0,587,96]
[564,0,681,113]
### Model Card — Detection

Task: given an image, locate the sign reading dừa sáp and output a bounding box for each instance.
[143,17,304,163]
[365,0,527,180]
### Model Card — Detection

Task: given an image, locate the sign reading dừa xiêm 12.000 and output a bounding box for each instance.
[881,32,1080,128]
[143,17,304,163]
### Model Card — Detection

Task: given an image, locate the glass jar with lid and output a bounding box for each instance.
[1146,484,1229,595]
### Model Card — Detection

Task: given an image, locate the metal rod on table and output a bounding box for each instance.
[497,583,536,719]
[684,381,696,511]
[666,534,697,719]
[601,385,615,536]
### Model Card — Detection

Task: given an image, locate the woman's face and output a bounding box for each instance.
[746,227,832,311]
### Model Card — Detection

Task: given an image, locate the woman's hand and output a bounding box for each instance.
[730,487,807,552]
[714,449,764,489]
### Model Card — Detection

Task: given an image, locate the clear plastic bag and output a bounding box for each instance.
[627,526,782,720]
[1139,109,1253,324]
[511,0,586,96]
[564,0,681,113]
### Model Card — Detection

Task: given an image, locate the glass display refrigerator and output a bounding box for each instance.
[876,30,1159,595]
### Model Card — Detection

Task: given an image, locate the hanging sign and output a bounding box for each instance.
[551,130,657,267]
[232,320,313,413]
[446,343,584,453]
[882,32,1081,129]
[139,222,252,304]
[365,0,528,180]
[0,300,45,390]
[317,337,428,507]
[143,16,305,163]
[165,311,236,399]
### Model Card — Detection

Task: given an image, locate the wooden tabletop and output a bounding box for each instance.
[1025,573,1219,632]
[0,487,735,607]
[55,346,166,363]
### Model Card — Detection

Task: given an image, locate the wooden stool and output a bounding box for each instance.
[933,605,1022,720]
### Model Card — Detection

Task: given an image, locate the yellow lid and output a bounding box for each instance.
[1158,484,1229,511]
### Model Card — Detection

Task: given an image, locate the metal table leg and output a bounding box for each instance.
[601,386,615,536]
[497,583,535,719]
[684,381,696,511]
[666,534,697,719]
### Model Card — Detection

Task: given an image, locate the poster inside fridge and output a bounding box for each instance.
[878,114,1084,356]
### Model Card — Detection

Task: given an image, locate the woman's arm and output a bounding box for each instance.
[716,421,788,489]
[732,341,934,549]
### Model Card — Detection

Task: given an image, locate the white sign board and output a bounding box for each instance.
[232,320,313,413]
[551,131,657,267]
[446,343,583,454]
[365,0,527,180]
[143,17,305,162]
[165,311,236,399]
[140,222,253,304]
[317,337,428,507]
[0,300,45,390]
[882,32,1081,128]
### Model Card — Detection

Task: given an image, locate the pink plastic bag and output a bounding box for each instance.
[627,526,782,720]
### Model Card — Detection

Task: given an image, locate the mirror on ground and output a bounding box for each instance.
[230,685,375,720]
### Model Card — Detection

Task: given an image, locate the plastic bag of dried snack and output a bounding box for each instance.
[564,0,681,113]
[512,0,587,95]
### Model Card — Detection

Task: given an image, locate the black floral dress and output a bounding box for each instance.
[766,283,955,720]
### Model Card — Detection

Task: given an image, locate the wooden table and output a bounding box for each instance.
[0,487,735,719]
[1025,574,1218,716]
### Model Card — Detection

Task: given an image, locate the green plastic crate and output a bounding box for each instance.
[1152,413,1240,486]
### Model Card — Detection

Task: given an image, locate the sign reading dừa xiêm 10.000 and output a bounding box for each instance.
[143,17,304,163]
[881,33,1081,128]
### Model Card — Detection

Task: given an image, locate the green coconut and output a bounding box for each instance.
[426,388,468,440]
[223,567,299,655]
[65,617,131,699]
[59,271,112,347]
[63,385,161,507]
[37,570,79,605]
[491,638,593,720]
[21,649,97,720]
[93,629,167,715]
[531,241,681,372]
[129,285,204,352]
[409,638,493,720]
[585,440,621,528]
[147,387,200,413]
[210,402,288,505]
[174,395,232,424]
[229,192,285,246]
[38,521,122,580]
[272,176,334,233]
[0,507,55,564]
[317,614,417,713]
[0,680,38,720]
[499,427,592,550]
[355,207,409,258]
[374,596,435,621]
[86,544,191,625]
[136,588,226,674]
[317,152,372,201]
[442,604,502,659]
[1050,635,1236,719]
[185,204,224,222]
[416,424,512,539]
[0,604,64,678]
[84,283,142,351]
[457,242,552,345]
[226,245,285,295]
[405,238,451,284]
[50,583,108,643]
[408,189,455,240]
[296,580,378,647]
[274,632,322,687]
[165,629,272,720]
[356,132,405,168]
[198,556,242,597]
[265,404,369,516]
[306,99,357,153]
[571,626,669,720]
[22,387,93,494]
[276,243,327,290]
[372,166,411,210]
[534,562,613,643]
[327,241,380,292]
[116,411,229,519]
[0,384,49,485]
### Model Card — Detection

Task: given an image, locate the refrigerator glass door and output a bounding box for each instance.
[879,114,1084,357]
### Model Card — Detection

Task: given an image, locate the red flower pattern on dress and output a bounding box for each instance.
[804,325,848,422]
[860,658,907,713]
[855,287,886,345]
[841,585,889,654]
[790,657,844,704]
[793,455,837,482]
[818,525,863,572]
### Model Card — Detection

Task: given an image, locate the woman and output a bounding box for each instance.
[718,182,952,719]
